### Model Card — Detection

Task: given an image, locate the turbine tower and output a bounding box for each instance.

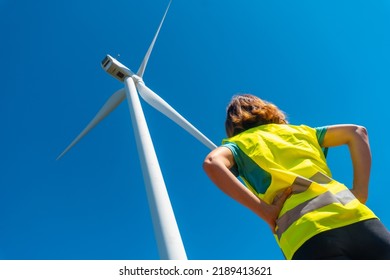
[57,0,217,260]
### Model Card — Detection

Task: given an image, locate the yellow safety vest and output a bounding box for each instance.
[222,124,377,259]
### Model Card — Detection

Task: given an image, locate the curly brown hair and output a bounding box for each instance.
[225,94,288,137]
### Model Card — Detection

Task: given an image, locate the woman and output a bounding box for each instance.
[203,94,390,259]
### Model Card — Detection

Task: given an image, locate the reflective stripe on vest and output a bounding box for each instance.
[274,171,353,239]
[276,172,355,239]
[276,189,356,239]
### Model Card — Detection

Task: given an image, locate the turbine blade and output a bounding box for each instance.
[57,88,126,160]
[135,80,217,150]
[137,0,172,78]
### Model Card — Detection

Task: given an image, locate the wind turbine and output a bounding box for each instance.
[57,0,217,260]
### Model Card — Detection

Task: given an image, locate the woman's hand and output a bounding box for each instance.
[264,188,292,233]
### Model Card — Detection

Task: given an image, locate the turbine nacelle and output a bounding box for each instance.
[101,54,134,82]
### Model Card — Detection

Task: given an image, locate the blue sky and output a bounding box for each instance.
[1,0,390,260]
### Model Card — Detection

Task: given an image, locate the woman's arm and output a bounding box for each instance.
[203,146,291,232]
[321,124,371,203]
